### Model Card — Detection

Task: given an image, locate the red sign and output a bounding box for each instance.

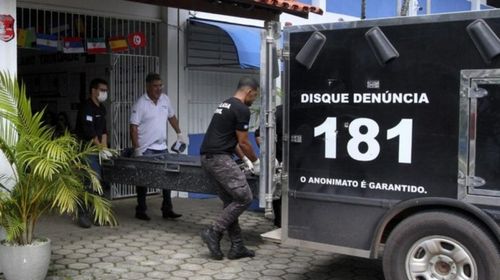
[0,15,15,42]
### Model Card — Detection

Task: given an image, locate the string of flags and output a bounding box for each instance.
[16,29,147,54]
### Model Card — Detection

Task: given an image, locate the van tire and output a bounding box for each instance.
[383,211,499,280]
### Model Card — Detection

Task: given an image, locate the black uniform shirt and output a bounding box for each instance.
[200,97,250,155]
[75,99,107,142]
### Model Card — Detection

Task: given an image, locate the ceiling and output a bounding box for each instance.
[127,0,323,21]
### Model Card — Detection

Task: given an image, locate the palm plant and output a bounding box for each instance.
[0,72,116,245]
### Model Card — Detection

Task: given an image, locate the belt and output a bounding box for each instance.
[203,153,228,159]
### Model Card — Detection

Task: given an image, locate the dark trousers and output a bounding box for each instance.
[80,154,110,214]
[201,154,253,233]
[135,148,174,214]
[136,187,173,213]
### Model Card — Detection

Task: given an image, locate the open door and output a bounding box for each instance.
[460,69,500,205]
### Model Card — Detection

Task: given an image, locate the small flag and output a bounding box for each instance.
[108,36,128,52]
[36,33,58,52]
[87,38,107,54]
[18,28,36,48]
[17,28,26,47]
[25,28,36,48]
[62,37,84,53]
[128,32,146,48]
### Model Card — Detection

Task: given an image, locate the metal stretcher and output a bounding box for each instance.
[101,153,259,195]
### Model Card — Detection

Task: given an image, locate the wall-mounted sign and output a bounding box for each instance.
[0,15,15,42]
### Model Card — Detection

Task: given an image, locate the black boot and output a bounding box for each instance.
[200,227,224,260]
[77,207,92,228]
[161,190,182,219]
[162,210,182,219]
[227,239,255,260]
[227,223,255,260]
[135,212,151,221]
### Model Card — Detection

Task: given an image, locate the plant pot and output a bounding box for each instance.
[0,238,51,280]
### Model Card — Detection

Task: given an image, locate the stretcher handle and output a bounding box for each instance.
[164,163,180,173]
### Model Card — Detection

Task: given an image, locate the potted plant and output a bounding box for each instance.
[0,72,116,280]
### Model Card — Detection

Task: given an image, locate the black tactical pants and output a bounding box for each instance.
[201,154,253,233]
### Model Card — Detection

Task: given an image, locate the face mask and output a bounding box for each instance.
[97,91,108,103]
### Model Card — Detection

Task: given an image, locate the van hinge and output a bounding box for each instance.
[281,172,288,183]
[281,49,290,60]
[457,170,466,185]
[468,87,488,98]
[467,176,486,187]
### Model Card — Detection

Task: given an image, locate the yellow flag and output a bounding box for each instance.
[17,29,26,47]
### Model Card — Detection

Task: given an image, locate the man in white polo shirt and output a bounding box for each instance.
[130,73,187,221]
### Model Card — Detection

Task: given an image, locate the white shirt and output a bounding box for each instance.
[130,93,175,153]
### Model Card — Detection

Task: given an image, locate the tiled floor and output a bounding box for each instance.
[1,196,384,280]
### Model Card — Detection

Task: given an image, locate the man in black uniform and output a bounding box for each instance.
[200,77,260,260]
[75,78,111,228]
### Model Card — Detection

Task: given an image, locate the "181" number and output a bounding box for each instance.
[314,117,413,163]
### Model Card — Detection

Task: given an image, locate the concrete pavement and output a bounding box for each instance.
[0,196,384,280]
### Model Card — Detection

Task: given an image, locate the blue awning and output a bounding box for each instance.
[189,18,261,69]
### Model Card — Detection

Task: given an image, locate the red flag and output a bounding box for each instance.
[87,38,107,54]
[128,32,146,48]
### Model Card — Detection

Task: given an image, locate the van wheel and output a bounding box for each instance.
[383,211,499,280]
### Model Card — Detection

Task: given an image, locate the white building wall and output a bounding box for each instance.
[187,69,259,135]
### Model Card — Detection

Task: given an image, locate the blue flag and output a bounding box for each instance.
[36,34,58,52]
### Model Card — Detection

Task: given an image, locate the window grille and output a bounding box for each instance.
[16,6,160,56]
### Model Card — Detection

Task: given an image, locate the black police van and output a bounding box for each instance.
[282,9,500,280]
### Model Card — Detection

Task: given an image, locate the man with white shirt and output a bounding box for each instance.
[130,73,187,221]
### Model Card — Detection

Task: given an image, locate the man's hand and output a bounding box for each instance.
[252,158,260,176]
[242,156,254,171]
[99,149,113,160]
[133,148,143,157]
